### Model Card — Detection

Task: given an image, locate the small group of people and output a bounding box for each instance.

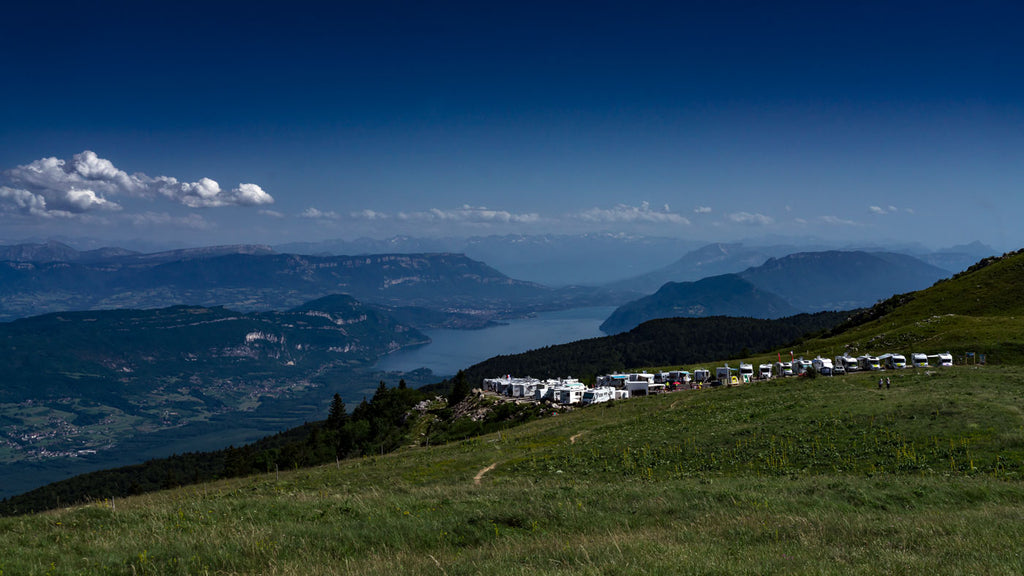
[878,377,891,389]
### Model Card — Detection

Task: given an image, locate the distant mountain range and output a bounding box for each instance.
[600,274,800,334]
[599,250,951,333]
[0,243,632,325]
[276,233,701,286]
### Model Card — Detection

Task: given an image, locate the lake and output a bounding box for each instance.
[374,306,616,377]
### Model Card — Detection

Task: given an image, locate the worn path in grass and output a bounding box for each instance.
[473,462,498,485]
[476,431,585,483]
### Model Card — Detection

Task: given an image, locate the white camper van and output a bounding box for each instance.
[739,363,754,383]
[581,387,616,405]
[857,355,882,371]
[774,361,794,377]
[836,355,859,373]
[795,358,813,376]
[758,363,773,379]
[716,365,738,385]
[812,356,834,376]
[932,352,953,367]
[878,353,907,369]
[911,353,929,368]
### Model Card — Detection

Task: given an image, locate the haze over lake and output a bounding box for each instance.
[375,307,616,377]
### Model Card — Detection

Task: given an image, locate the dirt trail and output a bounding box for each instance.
[474,462,498,485]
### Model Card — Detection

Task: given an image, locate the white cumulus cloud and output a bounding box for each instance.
[396,205,540,224]
[821,215,858,226]
[693,206,712,214]
[576,201,690,225]
[868,205,902,215]
[0,150,273,216]
[127,212,213,230]
[301,207,341,220]
[727,212,773,226]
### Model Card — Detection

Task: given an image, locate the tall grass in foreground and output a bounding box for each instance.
[2,366,1023,575]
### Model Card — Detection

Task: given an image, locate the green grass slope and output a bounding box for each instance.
[2,367,1023,575]
[798,249,1024,363]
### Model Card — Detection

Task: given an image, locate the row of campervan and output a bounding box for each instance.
[482,376,631,406]
[756,351,953,379]
[482,351,957,405]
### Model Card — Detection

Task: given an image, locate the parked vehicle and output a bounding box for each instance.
[716,365,739,385]
[774,361,794,377]
[811,356,834,376]
[581,387,616,405]
[795,358,813,376]
[835,355,859,373]
[739,363,754,383]
[857,355,882,371]
[758,363,773,379]
[911,352,929,368]
[878,353,907,369]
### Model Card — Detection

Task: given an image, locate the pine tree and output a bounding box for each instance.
[327,393,347,431]
[448,369,472,406]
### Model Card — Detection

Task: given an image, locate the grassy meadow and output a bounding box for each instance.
[3,365,1023,575]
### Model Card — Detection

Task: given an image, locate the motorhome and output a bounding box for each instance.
[911,353,929,368]
[665,370,692,389]
[693,369,711,383]
[553,381,587,405]
[581,387,616,405]
[795,358,813,376]
[811,356,834,376]
[878,353,907,369]
[832,362,845,375]
[509,379,542,397]
[857,355,882,371]
[773,361,794,377]
[533,384,550,401]
[758,363,773,379]
[596,374,629,388]
[835,355,859,373]
[931,352,954,367]
[625,373,664,396]
[739,363,754,383]
[716,365,739,385]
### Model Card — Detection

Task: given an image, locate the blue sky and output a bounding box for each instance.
[1,1,1021,251]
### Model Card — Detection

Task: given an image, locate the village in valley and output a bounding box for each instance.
[484,351,961,406]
